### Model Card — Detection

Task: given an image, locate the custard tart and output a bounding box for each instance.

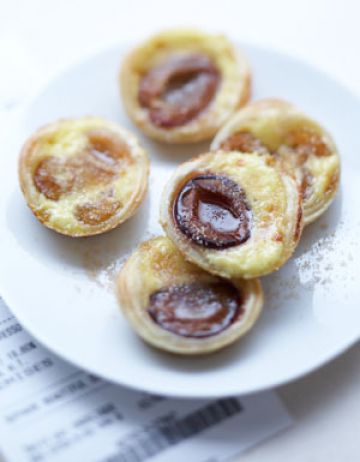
[160,151,303,279]
[211,99,340,225]
[120,28,251,143]
[117,237,263,355]
[19,117,149,236]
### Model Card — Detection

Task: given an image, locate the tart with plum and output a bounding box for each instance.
[117,237,263,354]
[19,117,149,236]
[211,99,340,224]
[120,28,251,143]
[160,151,303,279]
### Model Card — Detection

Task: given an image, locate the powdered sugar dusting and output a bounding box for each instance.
[83,230,158,290]
[295,219,358,296]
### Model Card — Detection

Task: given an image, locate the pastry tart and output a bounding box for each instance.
[211,99,340,225]
[19,117,149,237]
[160,151,303,279]
[120,28,251,143]
[117,237,263,355]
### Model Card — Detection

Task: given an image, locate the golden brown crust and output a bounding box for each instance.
[211,98,341,225]
[160,151,303,279]
[117,237,263,355]
[120,28,251,143]
[18,117,149,237]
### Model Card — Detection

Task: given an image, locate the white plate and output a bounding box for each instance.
[1,43,360,398]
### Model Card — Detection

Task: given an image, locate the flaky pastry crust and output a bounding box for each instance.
[117,237,263,355]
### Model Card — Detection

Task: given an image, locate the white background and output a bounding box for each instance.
[1,0,360,460]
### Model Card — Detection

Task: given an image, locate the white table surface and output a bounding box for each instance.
[1,1,360,460]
